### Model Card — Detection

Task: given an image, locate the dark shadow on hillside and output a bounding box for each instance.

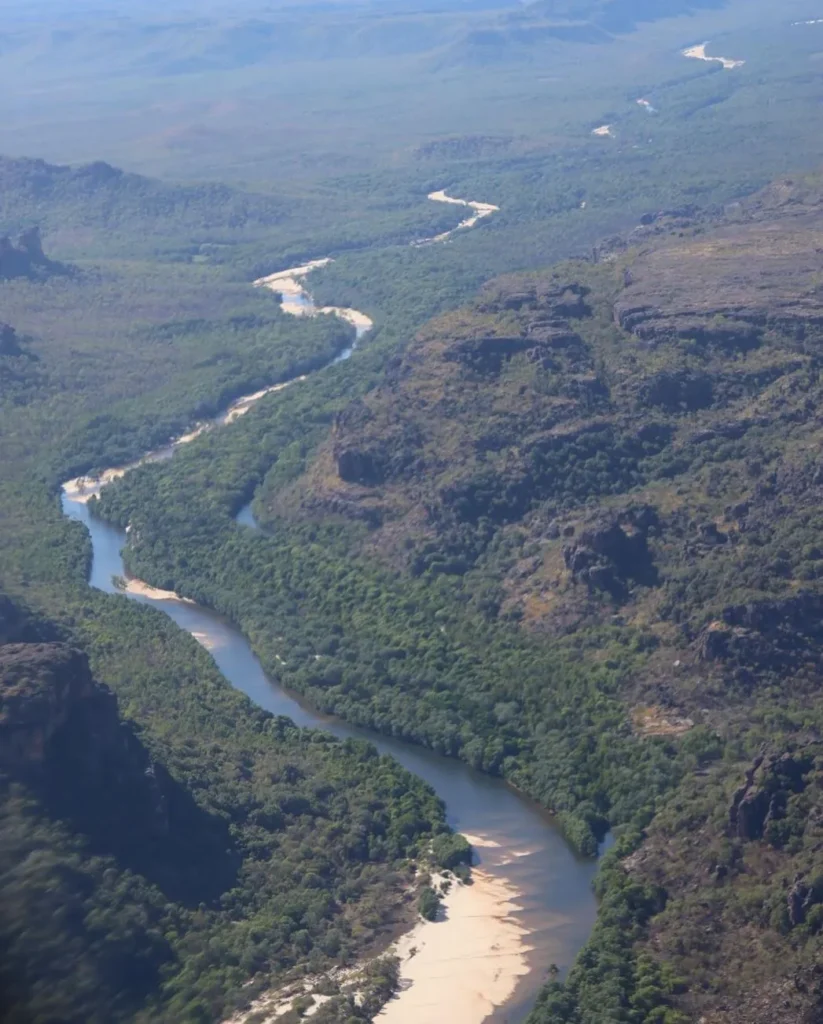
[0,638,239,907]
[45,714,241,908]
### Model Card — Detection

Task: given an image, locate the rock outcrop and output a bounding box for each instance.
[634,368,714,412]
[0,226,57,279]
[697,593,823,674]
[0,324,22,357]
[613,186,823,350]
[0,641,170,838]
[787,875,818,928]
[728,750,812,841]
[563,506,659,597]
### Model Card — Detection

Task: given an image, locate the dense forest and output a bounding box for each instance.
[0,154,471,1022]
[3,0,823,1020]
[97,180,823,1022]
[0,585,464,1022]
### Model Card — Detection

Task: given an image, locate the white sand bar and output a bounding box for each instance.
[254,260,373,335]
[62,467,133,504]
[682,42,744,69]
[219,377,309,425]
[592,125,614,137]
[418,189,500,244]
[376,869,532,1024]
[120,578,195,604]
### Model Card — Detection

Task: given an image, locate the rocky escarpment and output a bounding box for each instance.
[697,594,823,675]
[281,174,823,660]
[562,505,659,599]
[0,227,59,280]
[614,179,823,350]
[728,750,815,841]
[0,641,170,838]
[0,323,22,356]
[284,270,612,565]
[256,172,823,1024]
[0,630,238,905]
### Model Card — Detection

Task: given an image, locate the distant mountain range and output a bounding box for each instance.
[0,0,730,76]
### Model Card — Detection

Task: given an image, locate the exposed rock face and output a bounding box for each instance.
[17,226,45,262]
[613,187,823,349]
[0,641,170,838]
[697,593,823,673]
[0,226,56,279]
[729,751,812,840]
[0,324,22,357]
[336,447,386,486]
[563,506,659,597]
[636,369,714,412]
[0,643,97,770]
[787,876,817,928]
[332,399,386,485]
[447,334,533,374]
[477,278,591,319]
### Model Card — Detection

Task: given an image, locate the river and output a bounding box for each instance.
[60,201,601,1023]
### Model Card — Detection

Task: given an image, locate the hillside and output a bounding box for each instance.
[0,227,61,280]
[95,173,823,1022]
[0,153,467,1022]
[0,593,453,1023]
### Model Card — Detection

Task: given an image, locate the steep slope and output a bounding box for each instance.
[277,175,823,1022]
[0,595,451,1023]
[0,227,61,280]
[288,176,823,658]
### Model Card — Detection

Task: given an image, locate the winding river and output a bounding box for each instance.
[61,193,601,1024]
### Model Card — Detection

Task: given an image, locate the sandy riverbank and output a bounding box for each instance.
[376,843,532,1024]
[254,260,374,333]
[682,42,744,69]
[221,831,537,1024]
[61,372,312,506]
[119,577,195,604]
[62,466,136,503]
[220,377,309,425]
[421,189,500,243]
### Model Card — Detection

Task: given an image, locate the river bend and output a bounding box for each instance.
[61,197,599,1023]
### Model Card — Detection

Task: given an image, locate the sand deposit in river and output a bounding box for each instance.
[254,259,373,333]
[219,377,309,425]
[61,186,600,1024]
[419,189,500,244]
[376,867,532,1024]
[61,373,315,508]
[682,42,744,69]
[592,125,614,137]
[120,578,195,604]
[62,468,132,504]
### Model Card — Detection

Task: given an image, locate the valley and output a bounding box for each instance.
[58,195,598,1024]
[2,0,823,1022]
